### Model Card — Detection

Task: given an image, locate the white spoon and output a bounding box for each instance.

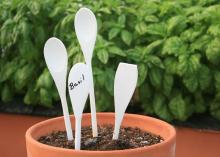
[113,63,138,140]
[74,7,98,137]
[44,37,73,140]
[68,63,89,150]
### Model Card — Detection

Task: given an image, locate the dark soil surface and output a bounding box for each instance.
[38,125,164,151]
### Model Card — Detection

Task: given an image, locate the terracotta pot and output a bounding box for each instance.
[26,112,176,157]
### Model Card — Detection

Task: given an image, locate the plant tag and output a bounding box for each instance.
[113,63,138,140]
[68,63,89,150]
[44,37,73,140]
[74,7,98,137]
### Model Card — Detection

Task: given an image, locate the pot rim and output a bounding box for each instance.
[26,112,176,154]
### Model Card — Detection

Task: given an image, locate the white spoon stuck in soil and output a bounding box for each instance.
[74,7,98,137]
[113,63,138,140]
[68,63,89,150]
[44,37,73,140]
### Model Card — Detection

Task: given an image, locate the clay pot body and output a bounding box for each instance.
[26,113,176,157]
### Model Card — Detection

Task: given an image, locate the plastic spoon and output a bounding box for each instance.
[44,37,73,140]
[68,63,89,150]
[74,7,98,137]
[113,63,138,140]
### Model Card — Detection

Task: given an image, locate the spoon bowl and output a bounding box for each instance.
[44,37,67,73]
[74,8,97,62]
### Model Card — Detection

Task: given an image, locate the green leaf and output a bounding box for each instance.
[118,15,126,26]
[19,21,30,39]
[140,86,155,114]
[190,35,211,51]
[72,53,85,64]
[162,36,185,56]
[210,103,220,120]
[35,26,45,46]
[127,48,143,62]
[14,64,35,91]
[97,49,109,64]
[178,54,201,76]
[135,22,147,35]
[159,1,181,17]
[210,93,220,120]
[167,15,187,35]
[104,68,115,96]
[28,1,41,15]
[0,61,18,82]
[183,75,198,93]
[60,15,74,33]
[19,40,37,60]
[206,38,220,65]
[143,1,158,15]
[149,67,162,88]
[143,39,164,55]
[51,85,60,101]
[163,73,173,97]
[142,102,154,115]
[96,71,105,86]
[208,24,220,37]
[24,86,38,105]
[199,65,211,90]
[108,28,120,40]
[1,84,13,103]
[168,94,189,121]
[199,0,218,6]
[68,44,80,58]
[145,55,165,69]
[188,12,207,23]
[1,18,15,47]
[146,23,167,37]
[137,64,148,86]
[108,46,126,57]
[214,70,220,92]
[143,0,159,14]
[35,69,53,90]
[98,7,111,14]
[93,67,103,75]
[40,88,53,108]
[144,15,159,23]
[164,57,178,74]
[181,28,203,43]
[139,83,153,101]
[153,93,173,121]
[121,30,132,45]
[49,6,63,18]
[185,6,203,15]
[95,88,113,111]
[194,93,207,114]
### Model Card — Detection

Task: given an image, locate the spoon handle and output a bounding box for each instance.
[60,95,73,140]
[113,112,124,139]
[75,116,82,150]
[88,64,98,137]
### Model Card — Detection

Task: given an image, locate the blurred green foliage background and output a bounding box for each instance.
[1,0,220,121]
